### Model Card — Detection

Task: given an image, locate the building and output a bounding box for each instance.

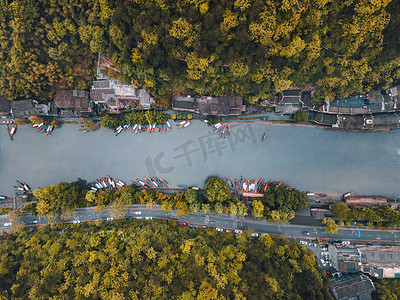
[329,243,400,279]
[263,87,314,113]
[330,272,375,300]
[0,95,11,117]
[319,87,400,116]
[172,94,244,116]
[11,99,49,118]
[54,90,91,115]
[91,79,154,112]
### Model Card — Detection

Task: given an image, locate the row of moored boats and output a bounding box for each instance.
[115,122,172,136]
[224,177,292,194]
[90,176,127,191]
[31,122,54,135]
[210,122,230,138]
[131,177,170,189]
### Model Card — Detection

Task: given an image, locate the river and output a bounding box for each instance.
[1,121,399,197]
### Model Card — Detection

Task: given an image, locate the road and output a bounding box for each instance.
[1,206,399,244]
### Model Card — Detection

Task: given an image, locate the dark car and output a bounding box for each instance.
[302,231,310,235]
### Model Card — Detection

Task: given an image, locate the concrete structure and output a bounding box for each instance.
[172,94,244,116]
[11,99,49,118]
[330,273,375,300]
[329,243,400,278]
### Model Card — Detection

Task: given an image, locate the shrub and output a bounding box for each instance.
[187,113,193,120]
[293,111,308,122]
[171,114,177,120]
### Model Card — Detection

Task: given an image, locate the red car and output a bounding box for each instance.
[182,222,188,226]
[326,270,332,275]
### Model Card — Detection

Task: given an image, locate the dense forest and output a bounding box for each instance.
[0,220,332,299]
[375,279,400,300]
[0,0,399,104]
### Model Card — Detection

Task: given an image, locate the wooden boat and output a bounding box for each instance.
[262,130,269,141]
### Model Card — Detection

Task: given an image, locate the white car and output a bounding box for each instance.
[309,243,317,247]
[107,217,113,221]
[320,258,325,265]
[234,230,243,234]
[251,232,259,237]
[299,241,308,245]
[72,220,80,224]
[3,223,11,227]
[342,241,350,245]
[31,220,38,224]
[216,228,223,232]
[145,217,152,220]
[133,211,142,215]
[321,252,329,256]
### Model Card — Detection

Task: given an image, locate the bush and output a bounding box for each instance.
[337,220,344,226]
[13,119,28,125]
[177,113,182,119]
[345,221,351,227]
[171,114,176,120]
[293,111,308,122]
[187,113,193,120]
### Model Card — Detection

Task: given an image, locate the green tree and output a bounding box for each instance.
[292,111,308,122]
[322,218,338,234]
[331,202,349,222]
[204,178,231,203]
[252,200,264,219]
[28,116,44,124]
[185,189,198,204]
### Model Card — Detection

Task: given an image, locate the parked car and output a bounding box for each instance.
[92,219,99,222]
[31,220,38,224]
[251,232,259,237]
[234,230,243,234]
[189,224,195,229]
[342,241,350,245]
[299,241,308,245]
[321,252,329,256]
[3,223,11,226]
[302,231,310,235]
[182,222,189,226]
[106,217,113,221]
[309,243,317,247]
[145,217,153,220]
[133,211,142,215]
[202,226,209,229]
[73,220,80,224]
[216,228,223,232]
[320,258,325,265]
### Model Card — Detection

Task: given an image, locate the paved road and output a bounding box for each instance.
[1,206,399,244]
